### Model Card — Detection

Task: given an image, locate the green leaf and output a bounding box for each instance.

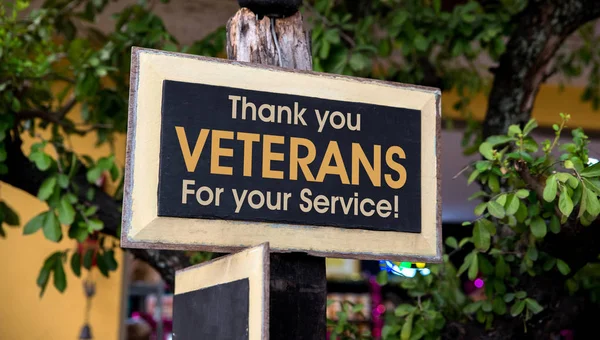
[474,202,487,216]
[110,164,120,181]
[468,191,488,201]
[69,225,89,242]
[473,222,491,251]
[401,312,414,340]
[467,169,480,185]
[37,176,57,201]
[543,258,556,271]
[479,142,494,160]
[492,297,507,315]
[496,194,507,205]
[496,256,508,278]
[463,301,482,314]
[515,202,528,223]
[543,175,557,202]
[96,251,109,277]
[515,291,527,299]
[530,216,547,238]
[376,270,388,285]
[71,252,81,277]
[459,237,472,248]
[522,119,538,136]
[557,259,571,275]
[487,201,505,219]
[468,253,479,280]
[579,187,588,218]
[510,300,526,316]
[42,212,62,242]
[526,246,538,261]
[565,160,575,169]
[559,190,574,217]
[395,304,416,317]
[584,178,600,195]
[105,250,118,271]
[87,218,104,232]
[324,29,340,44]
[57,174,70,189]
[58,196,76,225]
[349,53,371,71]
[86,167,103,184]
[37,257,54,297]
[504,293,515,303]
[585,188,600,216]
[549,215,560,234]
[488,175,500,193]
[54,257,67,292]
[445,236,458,249]
[23,212,46,235]
[505,194,519,215]
[83,249,94,270]
[485,135,514,147]
[581,162,600,177]
[457,252,473,276]
[0,202,20,226]
[480,218,496,235]
[481,300,493,312]
[414,34,429,52]
[508,125,522,137]
[31,152,53,171]
[516,189,530,199]
[525,298,544,314]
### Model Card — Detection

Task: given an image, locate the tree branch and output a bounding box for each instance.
[483,0,600,137]
[16,108,107,135]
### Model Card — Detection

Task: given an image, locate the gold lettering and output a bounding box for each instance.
[289,137,316,181]
[351,143,381,187]
[211,130,234,175]
[385,146,407,189]
[175,126,209,172]
[316,141,350,184]
[237,132,260,177]
[263,135,285,179]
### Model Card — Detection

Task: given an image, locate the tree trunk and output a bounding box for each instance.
[226,8,312,71]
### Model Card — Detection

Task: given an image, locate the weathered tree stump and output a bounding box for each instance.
[226,7,326,340]
[227,8,312,71]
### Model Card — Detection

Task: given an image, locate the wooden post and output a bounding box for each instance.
[227,8,326,340]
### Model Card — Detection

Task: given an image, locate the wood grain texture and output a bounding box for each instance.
[227,8,312,71]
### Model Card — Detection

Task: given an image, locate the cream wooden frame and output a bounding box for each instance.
[174,243,269,340]
[122,47,442,262]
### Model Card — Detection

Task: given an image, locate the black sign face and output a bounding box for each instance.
[173,278,249,340]
[157,80,421,233]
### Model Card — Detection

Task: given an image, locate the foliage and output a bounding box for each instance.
[0,0,179,294]
[327,300,372,340]
[379,257,466,340]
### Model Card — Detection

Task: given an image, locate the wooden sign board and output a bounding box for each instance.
[122,47,442,262]
[173,243,269,340]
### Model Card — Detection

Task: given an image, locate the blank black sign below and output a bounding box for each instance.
[173,278,250,340]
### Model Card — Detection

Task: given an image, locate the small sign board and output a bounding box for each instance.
[173,243,269,340]
[122,47,441,261]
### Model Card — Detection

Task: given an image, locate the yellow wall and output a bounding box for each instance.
[0,108,127,339]
[443,84,600,131]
